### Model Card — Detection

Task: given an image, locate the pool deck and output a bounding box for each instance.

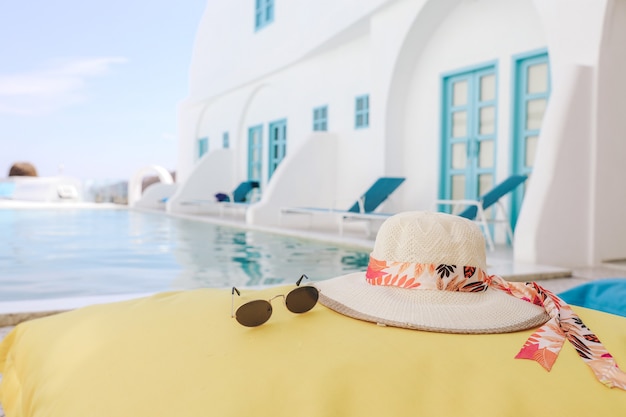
[0,200,124,209]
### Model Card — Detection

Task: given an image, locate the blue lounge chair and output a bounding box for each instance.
[180,180,260,216]
[214,180,261,216]
[344,177,406,214]
[434,174,528,250]
[215,180,260,203]
[281,177,405,235]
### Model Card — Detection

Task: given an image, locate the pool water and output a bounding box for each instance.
[0,209,370,301]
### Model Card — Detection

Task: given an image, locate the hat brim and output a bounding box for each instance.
[314,272,550,334]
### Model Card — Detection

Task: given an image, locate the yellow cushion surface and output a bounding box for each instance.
[1,286,625,417]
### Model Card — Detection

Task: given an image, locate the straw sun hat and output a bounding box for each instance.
[314,211,626,389]
[314,211,549,334]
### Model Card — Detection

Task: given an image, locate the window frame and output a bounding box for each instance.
[510,49,551,230]
[313,105,328,131]
[355,95,370,129]
[255,0,274,31]
[268,118,287,180]
[439,62,498,207]
[247,125,263,181]
[197,137,209,159]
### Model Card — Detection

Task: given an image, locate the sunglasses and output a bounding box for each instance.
[231,274,320,327]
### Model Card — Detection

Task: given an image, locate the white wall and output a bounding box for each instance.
[515,0,625,267]
[9,176,83,202]
[176,102,205,183]
[389,0,546,213]
[247,133,338,227]
[237,35,374,192]
[593,0,626,263]
[167,148,236,213]
[134,183,178,210]
[514,66,593,265]
[189,0,391,101]
[195,89,251,153]
[181,32,377,204]
[181,0,548,232]
[128,165,174,207]
[178,0,624,267]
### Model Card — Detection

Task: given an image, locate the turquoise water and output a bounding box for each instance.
[0,209,370,301]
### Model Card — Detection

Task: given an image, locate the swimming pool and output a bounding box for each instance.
[0,208,371,302]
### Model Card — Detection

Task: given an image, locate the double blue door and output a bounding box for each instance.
[441,53,550,230]
[247,118,287,182]
[441,64,497,205]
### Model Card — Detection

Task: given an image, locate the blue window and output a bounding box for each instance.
[248,125,263,181]
[355,95,369,129]
[197,137,209,159]
[313,106,328,131]
[255,0,274,31]
[223,132,230,149]
[268,119,287,179]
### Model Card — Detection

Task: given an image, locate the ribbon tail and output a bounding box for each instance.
[515,335,564,372]
[585,360,626,390]
[498,279,626,390]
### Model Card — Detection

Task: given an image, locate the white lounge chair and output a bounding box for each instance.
[434,174,527,250]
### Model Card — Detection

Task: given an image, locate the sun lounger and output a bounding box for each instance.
[281,177,405,236]
[180,181,260,215]
[215,181,260,204]
[434,174,527,250]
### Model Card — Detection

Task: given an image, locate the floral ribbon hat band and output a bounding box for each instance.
[313,211,626,390]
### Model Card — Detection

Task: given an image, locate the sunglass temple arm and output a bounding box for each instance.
[295,274,309,286]
[231,287,240,318]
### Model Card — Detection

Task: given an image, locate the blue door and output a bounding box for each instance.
[511,51,551,227]
[441,64,498,207]
[268,119,287,180]
[248,125,263,181]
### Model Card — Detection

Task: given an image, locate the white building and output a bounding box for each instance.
[167,0,626,269]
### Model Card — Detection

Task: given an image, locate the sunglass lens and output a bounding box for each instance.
[236,300,272,327]
[285,286,319,314]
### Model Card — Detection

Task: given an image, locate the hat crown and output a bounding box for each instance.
[371,211,487,270]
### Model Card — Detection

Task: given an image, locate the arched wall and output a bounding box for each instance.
[188,0,390,101]
[514,66,593,265]
[167,149,236,214]
[181,31,376,208]
[194,32,372,198]
[384,0,462,212]
[238,84,289,188]
[593,0,626,262]
[515,0,622,267]
[385,0,546,213]
[128,165,174,207]
[172,0,624,269]
[195,91,250,155]
[176,101,207,183]
[247,133,339,227]
[177,87,254,184]
[134,183,178,210]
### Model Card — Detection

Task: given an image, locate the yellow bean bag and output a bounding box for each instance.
[1,286,625,417]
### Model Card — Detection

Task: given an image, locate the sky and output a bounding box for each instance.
[0,0,208,182]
